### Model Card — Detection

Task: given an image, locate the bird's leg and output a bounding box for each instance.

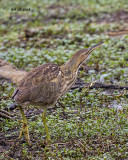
[18,106,30,144]
[42,109,51,141]
[19,122,24,139]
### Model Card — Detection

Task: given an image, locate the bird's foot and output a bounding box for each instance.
[18,120,30,145]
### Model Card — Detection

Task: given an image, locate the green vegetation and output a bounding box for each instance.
[0,0,128,159]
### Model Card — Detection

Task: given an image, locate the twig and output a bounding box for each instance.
[71,82,128,90]
[0,109,13,116]
[0,111,13,119]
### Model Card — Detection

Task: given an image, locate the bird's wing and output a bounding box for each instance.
[12,63,61,105]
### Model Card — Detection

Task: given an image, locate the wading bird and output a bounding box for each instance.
[8,42,103,144]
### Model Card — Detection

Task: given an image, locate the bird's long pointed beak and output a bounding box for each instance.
[88,41,104,53]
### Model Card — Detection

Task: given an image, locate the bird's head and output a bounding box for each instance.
[68,42,104,71]
[75,41,104,64]
[61,42,104,75]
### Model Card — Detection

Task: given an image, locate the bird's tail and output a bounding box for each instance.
[6,102,18,111]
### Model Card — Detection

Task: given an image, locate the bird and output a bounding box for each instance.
[6,42,103,144]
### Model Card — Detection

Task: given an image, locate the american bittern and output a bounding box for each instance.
[8,42,103,144]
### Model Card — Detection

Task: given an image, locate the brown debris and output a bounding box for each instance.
[107,30,128,36]
[0,59,26,84]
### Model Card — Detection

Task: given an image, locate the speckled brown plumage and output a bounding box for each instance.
[10,42,103,144]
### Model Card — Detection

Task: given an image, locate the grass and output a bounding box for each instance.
[0,0,128,159]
